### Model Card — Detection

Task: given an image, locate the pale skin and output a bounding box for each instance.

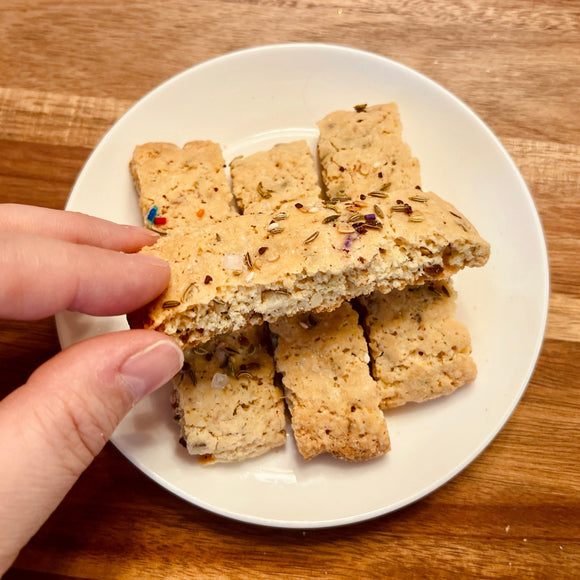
[0,204,184,573]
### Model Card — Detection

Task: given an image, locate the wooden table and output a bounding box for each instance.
[1,1,578,578]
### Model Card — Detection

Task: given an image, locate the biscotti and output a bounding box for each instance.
[230,140,323,213]
[357,281,477,408]
[137,188,489,347]
[131,140,287,463]
[317,103,421,201]
[174,326,286,462]
[129,103,491,465]
[135,106,489,347]
[270,303,390,461]
[130,141,235,233]
[231,138,390,461]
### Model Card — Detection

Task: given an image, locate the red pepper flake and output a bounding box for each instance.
[196,208,205,218]
[153,216,167,225]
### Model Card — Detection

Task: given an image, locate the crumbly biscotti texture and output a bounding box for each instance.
[357,281,477,409]
[173,326,286,463]
[317,103,421,201]
[270,303,390,461]
[131,140,287,463]
[136,185,489,346]
[130,140,236,233]
[232,139,389,461]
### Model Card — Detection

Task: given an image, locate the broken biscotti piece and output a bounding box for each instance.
[131,140,287,463]
[130,140,235,234]
[230,140,323,213]
[317,103,421,201]
[357,280,477,409]
[172,326,287,463]
[136,185,490,347]
[270,303,390,461]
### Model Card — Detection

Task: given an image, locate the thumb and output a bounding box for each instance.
[0,330,183,572]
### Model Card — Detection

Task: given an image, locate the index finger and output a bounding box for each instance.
[0,232,170,320]
[0,204,158,252]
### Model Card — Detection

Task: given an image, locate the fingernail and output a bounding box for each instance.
[123,223,159,235]
[139,227,161,242]
[120,340,184,401]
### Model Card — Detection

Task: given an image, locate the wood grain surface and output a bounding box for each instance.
[1,1,578,578]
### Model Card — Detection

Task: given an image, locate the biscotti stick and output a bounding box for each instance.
[134,110,488,350]
[130,141,286,463]
[174,326,286,462]
[357,281,477,408]
[231,139,389,461]
[230,140,323,213]
[317,103,421,201]
[130,141,236,234]
[271,304,390,461]
[136,187,489,347]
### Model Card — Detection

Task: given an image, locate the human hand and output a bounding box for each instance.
[0,204,184,573]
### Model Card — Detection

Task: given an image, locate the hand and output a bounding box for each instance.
[0,204,184,573]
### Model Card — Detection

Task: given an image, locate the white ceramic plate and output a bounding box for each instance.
[56,43,549,528]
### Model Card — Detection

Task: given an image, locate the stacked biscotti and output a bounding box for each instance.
[131,142,286,463]
[316,105,479,409]
[130,103,490,463]
[230,141,390,461]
